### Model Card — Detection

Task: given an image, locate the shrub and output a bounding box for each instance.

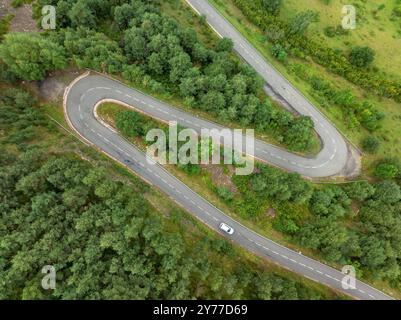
[324,26,336,38]
[348,46,375,68]
[261,0,283,16]
[374,161,399,180]
[115,110,145,137]
[362,136,380,154]
[0,14,13,40]
[310,186,351,218]
[271,43,287,61]
[393,5,401,17]
[216,186,234,201]
[343,181,375,202]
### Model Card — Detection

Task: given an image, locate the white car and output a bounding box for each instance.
[219,223,234,235]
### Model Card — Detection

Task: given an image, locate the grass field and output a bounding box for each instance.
[206,0,401,175]
[280,0,401,79]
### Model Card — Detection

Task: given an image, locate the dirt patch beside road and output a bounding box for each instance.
[201,164,238,193]
[37,69,82,103]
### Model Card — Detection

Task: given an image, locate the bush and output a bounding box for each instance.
[271,43,287,61]
[343,181,375,202]
[323,26,336,38]
[177,163,201,176]
[261,0,282,16]
[393,5,401,17]
[374,160,400,180]
[115,110,146,137]
[348,46,375,68]
[249,164,313,204]
[216,186,234,201]
[310,186,351,218]
[362,136,380,154]
[372,180,401,203]
[216,37,234,52]
[122,65,145,84]
[0,14,12,40]
[323,25,349,38]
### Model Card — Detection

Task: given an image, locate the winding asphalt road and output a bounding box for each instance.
[63,1,392,300]
[187,0,353,178]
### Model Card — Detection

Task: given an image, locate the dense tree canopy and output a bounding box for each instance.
[0,33,67,80]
